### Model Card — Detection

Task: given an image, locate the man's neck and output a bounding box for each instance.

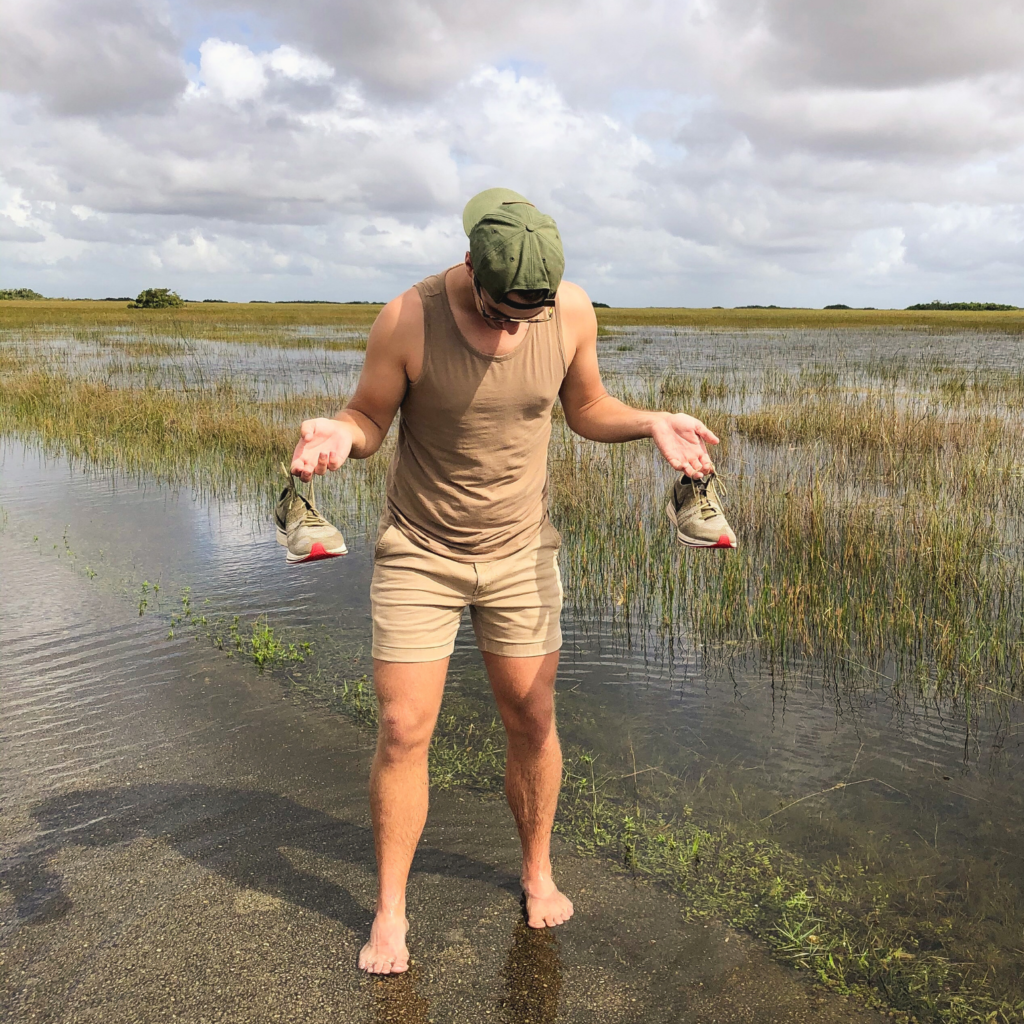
[447,263,526,339]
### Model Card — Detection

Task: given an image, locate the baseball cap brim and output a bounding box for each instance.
[462,188,531,236]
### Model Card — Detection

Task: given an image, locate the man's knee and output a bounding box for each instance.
[376,704,435,759]
[502,695,556,746]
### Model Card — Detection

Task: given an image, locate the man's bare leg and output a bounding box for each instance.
[359,657,448,974]
[483,651,573,929]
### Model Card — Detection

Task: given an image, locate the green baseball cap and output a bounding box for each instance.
[462,188,564,304]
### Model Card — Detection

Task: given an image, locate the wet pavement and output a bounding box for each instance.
[0,504,885,1023]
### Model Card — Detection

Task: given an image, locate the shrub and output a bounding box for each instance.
[128,288,185,309]
[906,300,1019,311]
[0,288,45,300]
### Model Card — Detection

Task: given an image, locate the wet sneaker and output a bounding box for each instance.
[274,465,347,564]
[665,473,737,549]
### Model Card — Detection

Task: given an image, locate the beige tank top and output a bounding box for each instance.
[384,266,568,562]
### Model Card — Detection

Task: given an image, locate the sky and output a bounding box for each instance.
[1,0,1023,307]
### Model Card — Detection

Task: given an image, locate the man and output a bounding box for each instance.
[290,188,723,975]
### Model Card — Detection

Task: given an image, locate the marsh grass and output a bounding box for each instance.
[6,317,1024,1023]
[3,325,1023,695]
[0,299,384,330]
[549,372,1024,698]
[595,305,1024,334]
[7,298,1024,334]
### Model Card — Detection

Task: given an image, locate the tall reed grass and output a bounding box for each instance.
[3,324,1023,697]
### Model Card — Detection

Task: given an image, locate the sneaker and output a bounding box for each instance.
[665,472,737,549]
[274,465,348,564]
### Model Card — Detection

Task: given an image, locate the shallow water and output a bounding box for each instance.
[0,442,895,1024]
[2,439,1021,909]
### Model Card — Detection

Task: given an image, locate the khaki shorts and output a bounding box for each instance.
[370,518,563,663]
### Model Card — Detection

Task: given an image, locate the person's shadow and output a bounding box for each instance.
[3,783,563,1023]
[2,783,519,940]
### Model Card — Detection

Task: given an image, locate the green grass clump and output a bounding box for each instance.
[250,617,311,668]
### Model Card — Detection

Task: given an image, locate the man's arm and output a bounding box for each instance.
[558,283,718,479]
[290,288,420,482]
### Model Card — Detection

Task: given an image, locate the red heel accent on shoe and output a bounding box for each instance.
[308,542,328,559]
[715,535,735,548]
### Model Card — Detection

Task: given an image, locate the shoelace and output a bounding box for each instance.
[301,479,332,528]
[301,502,331,528]
[692,474,727,520]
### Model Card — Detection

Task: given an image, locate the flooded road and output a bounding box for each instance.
[0,445,888,1023]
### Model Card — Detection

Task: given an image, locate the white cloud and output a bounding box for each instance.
[1,0,1024,305]
[198,39,268,104]
[267,45,333,84]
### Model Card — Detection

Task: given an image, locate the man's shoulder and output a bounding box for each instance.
[556,280,598,344]
[372,284,424,341]
[557,280,597,320]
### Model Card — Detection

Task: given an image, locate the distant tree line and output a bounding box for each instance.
[905,300,1018,311]
[0,288,45,300]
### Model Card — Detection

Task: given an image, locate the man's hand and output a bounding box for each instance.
[650,412,719,478]
[291,417,354,482]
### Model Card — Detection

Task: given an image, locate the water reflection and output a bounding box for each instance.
[501,917,563,1024]
[372,971,431,1023]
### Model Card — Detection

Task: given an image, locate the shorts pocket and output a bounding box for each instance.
[542,518,562,550]
[373,523,399,560]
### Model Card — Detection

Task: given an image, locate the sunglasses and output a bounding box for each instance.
[474,278,555,324]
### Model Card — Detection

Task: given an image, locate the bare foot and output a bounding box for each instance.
[522,877,574,929]
[358,908,410,974]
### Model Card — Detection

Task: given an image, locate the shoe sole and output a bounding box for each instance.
[286,540,348,564]
[665,502,736,549]
[277,524,348,562]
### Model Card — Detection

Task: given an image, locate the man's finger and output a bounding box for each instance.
[698,426,720,445]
